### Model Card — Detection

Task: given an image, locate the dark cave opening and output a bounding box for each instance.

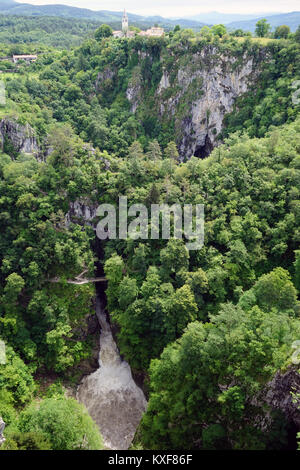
[194,135,213,159]
[286,421,299,450]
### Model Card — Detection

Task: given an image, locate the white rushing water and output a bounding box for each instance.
[77,296,147,450]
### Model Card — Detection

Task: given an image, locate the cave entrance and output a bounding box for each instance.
[194,135,213,159]
[286,420,299,450]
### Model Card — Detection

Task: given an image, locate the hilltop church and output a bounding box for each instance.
[113,9,164,38]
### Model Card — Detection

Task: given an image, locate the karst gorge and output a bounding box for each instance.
[0,8,299,453]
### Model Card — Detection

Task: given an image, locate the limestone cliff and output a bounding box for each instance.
[0,118,39,156]
[126,45,266,159]
[126,65,143,114]
[265,367,300,428]
[65,199,98,228]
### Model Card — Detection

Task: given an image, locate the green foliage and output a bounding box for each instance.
[239,267,299,314]
[17,397,103,450]
[146,140,162,161]
[2,29,299,157]
[0,15,105,49]
[102,118,300,372]
[231,29,252,38]
[294,250,300,292]
[0,389,17,426]
[2,431,52,450]
[0,23,300,451]
[95,24,113,41]
[160,239,189,278]
[255,19,271,38]
[140,299,300,449]
[164,141,179,162]
[211,24,227,37]
[294,25,300,43]
[274,25,291,39]
[224,41,300,139]
[0,126,97,373]
[0,347,35,406]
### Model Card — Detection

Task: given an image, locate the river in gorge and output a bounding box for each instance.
[76,285,147,450]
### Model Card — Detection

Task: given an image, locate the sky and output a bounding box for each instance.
[14,0,300,17]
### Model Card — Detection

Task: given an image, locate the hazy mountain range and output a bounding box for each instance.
[0,0,299,32]
[225,12,300,32]
[183,11,278,24]
[0,0,207,30]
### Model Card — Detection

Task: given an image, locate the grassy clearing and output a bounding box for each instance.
[234,36,275,45]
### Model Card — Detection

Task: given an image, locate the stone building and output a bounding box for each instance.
[113,9,164,38]
[142,27,165,37]
[12,55,37,64]
[113,9,135,38]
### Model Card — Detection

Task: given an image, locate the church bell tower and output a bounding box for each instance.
[122,9,129,36]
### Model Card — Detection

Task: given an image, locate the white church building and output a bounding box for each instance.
[113,9,164,38]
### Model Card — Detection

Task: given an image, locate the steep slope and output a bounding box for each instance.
[0,119,39,156]
[2,33,298,160]
[124,43,266,159]
[156,48,260,158]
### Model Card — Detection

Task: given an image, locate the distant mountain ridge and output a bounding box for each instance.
[184,11,279,25]
[227,11,300,32]
[0,0,19,8]
[0,1,207,30]
[0,1,299,33]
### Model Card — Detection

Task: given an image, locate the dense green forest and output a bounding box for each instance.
[0,17,300,451]
[0,15,103,49]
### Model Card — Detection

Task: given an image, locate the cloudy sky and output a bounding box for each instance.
[14,0,300,17]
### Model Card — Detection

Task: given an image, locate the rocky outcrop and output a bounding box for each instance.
[126,66,143,114]
[265,367,300,427]
[247,366,300,438]
[0,417,5,446]
[157,70,170,94]
[0,118,39,156]
[65,199,98,228]
[96,67,116,87]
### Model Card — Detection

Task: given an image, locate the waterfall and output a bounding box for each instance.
[77,294,147,450]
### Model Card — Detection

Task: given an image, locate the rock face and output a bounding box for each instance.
[65,199,98,228]
[171,52,255,159]
[96,68,116,89]
[0,118,39,156]
[126,45,265,159]
[126,66,143,114]
[265,367,300,427]
[0,417,5,446]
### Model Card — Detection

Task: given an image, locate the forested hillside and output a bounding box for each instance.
[0,15,103,48]
[2,30,299,155]
[0,21,300,451]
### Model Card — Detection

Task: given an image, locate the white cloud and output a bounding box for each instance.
[14,0,300,17]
